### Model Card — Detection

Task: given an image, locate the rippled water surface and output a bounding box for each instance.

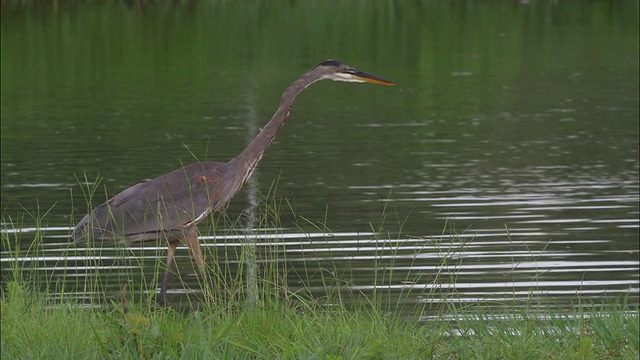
[1,1,638,313]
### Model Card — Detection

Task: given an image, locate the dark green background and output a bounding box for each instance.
[1,1,638,308]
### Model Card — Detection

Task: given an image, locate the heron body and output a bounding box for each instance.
[73,59,394,304]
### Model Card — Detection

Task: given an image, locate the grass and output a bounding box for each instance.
[2,279,637,359]
[1,199,638,359]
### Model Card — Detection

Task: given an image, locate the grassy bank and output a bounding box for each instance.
[1,278,638,359]
[1,203,638,359]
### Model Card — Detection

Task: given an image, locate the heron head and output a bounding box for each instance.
[315,59,395,86]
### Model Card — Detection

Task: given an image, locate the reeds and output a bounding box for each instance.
[1,198,638,359]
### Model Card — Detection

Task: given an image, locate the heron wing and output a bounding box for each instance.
[73,161,227,243]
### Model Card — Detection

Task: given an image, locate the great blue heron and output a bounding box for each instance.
[73,59,395,304]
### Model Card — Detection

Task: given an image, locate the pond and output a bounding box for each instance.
[1,1,638,313]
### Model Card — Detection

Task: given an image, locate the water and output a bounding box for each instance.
[1,1,638,312]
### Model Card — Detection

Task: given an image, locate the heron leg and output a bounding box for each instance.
[158,239,178,305]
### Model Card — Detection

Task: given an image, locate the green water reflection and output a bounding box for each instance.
[2,1,637,224]
[1,1,638,308]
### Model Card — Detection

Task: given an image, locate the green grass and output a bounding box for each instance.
[1,200,638,359]
[2,278,638,359]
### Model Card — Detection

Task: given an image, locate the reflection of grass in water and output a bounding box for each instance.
[2,196,639,358]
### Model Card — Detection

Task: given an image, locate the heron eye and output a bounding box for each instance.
[340,66,348,72]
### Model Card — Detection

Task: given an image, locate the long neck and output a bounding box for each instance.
[228,69,321,179]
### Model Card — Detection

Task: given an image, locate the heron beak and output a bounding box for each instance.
[347,68,395,86]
